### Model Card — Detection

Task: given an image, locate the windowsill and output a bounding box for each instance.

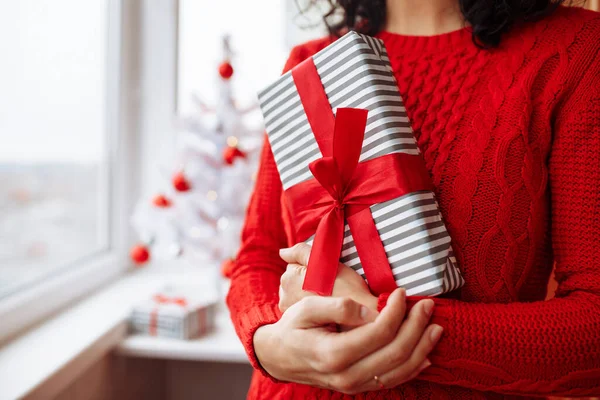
[0,262,243,399]
[116,306,247,363]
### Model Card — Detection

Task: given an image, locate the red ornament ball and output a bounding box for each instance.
[130,244,150,265]
[218,61,234,79]
[172,171,191,192]
[223,146,247,165]
[152,194,172,208]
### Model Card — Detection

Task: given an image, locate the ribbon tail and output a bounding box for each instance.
[303,207,345,296]
[150,307,158,336]
[347,208,398,296]
[333,108,368,186]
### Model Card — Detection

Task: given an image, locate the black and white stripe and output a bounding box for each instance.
[131,304,216,340]
[258,32,464,296]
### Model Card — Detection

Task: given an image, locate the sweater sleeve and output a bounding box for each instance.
[378,39,600,397]
[225,136,286,375]
[226,43,323,375]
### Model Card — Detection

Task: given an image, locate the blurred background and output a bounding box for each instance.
[0,0,325,300]
[0,1,325,399]
[0,1,598,399]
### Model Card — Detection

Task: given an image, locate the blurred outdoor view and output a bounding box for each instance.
[0,0,109,298]
[0,0,325,299]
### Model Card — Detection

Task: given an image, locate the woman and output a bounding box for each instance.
[227,0,600,398]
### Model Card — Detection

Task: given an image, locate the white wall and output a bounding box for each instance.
[177,0,326,115]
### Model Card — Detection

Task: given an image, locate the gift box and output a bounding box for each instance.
[258,31,464,297]
[130,287,217,339]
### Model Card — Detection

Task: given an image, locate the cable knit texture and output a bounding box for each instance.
[226,6,600,399]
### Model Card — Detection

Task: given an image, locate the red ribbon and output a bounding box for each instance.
[149,294,188,336]
[153,294,188,307]
[287,57,433,296]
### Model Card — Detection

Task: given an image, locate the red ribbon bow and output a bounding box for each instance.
[149,294,188,336]
[286,57,434,296]
[153,294,188,307]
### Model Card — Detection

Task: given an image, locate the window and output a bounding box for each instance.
[0,0,332,337]
[0,1,112,299]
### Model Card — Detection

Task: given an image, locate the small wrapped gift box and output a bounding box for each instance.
[258,32,464,297]
[130,288,217,340]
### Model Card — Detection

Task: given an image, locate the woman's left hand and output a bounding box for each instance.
[278,243,378,313]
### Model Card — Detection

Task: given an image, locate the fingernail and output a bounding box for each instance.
[393,288,405,302]
[360,305,368,320]
[279,248,290,257]
[360,306,377,322]
[419,358,432,371]
[423,300,434,317]
[430,325,443,343]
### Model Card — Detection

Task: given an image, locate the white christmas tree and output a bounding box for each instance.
[130,35,263,273]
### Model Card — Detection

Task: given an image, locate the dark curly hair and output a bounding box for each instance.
[307,0,568,48]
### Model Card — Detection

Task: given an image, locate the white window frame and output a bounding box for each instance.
[0,0,179,345]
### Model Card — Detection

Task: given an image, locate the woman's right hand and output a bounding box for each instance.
[253,289,443,394]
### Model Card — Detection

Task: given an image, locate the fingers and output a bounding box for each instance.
[392,298,435,357]
[279,243,311,266]
[341,298,436,384]
[351,355,431,394]
[278,264,308,312]
[280,263,305,291]
[377,323,442,387]
[289,295,377,328]
[307,289,407,373]
[287,322,440,396]
[278,285,285,310]
[277,290,441,395]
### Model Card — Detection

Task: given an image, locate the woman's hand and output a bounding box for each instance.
[254,289,442,394]
[278,243,377,313]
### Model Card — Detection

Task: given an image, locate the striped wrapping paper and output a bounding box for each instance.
[130,290,217,340]
[258,32,464,296]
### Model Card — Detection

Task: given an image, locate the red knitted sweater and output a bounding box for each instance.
[227,6,600,399]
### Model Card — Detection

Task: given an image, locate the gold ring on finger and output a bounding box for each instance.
[373,375,385,390]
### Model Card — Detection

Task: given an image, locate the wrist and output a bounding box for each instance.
[253,323,274,361]
[253,323,282,379]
